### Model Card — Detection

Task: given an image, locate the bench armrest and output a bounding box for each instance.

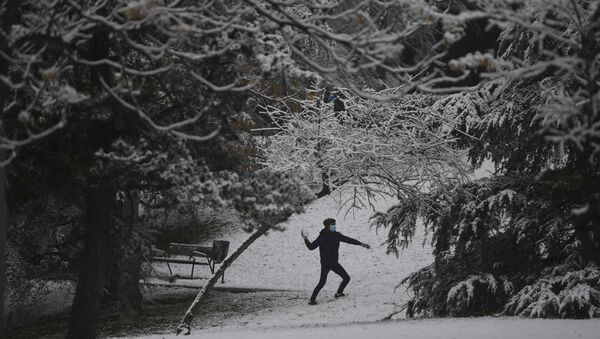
[192,251,209,258]
[152,247,168,257]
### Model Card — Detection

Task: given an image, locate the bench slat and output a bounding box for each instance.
[168,243,201,256]
[150,257,210,265]
[150,240,229,282]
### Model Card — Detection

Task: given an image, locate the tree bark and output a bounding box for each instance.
[0,0,22,331]
[106,191,143,317]
[67,187,114,339]
[573,194,600,267]
[117,190,143,318]
[0,152,7,334]
[175,224,270,335]
[117,248,143,318]
[572,4,600,267]
[316,181,332,198]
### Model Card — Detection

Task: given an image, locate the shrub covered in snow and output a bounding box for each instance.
[446,274,514,316]
[390,173,596,318]
[505,265,600,318]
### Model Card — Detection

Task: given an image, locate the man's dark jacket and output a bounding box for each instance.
[304,228,362,266]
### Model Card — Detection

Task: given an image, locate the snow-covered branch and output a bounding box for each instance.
[257,87,471,207]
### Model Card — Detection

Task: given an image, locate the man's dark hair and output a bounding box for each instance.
[323,218,336,227]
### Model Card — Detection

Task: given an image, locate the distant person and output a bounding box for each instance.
[301,218,370,305]
[325,93,346,112]
[323,88,346,112]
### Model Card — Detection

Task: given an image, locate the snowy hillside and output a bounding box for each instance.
[135,182,600,339]
[149,188,433,330]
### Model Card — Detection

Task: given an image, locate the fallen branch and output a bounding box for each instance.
[175,224,270,335]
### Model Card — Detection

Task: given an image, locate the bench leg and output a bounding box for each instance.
[191,262,195,280]
[221,269,225,284]
[208,259,214,274]
[166,262,173,275]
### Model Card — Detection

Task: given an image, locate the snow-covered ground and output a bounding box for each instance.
[148,189,433,330]
[142,186,600,339]
[9,183,600,338]
[139,185,600,339]
[137,317,600,339]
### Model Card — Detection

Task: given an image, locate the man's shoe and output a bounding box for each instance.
[308,300,317,305]
[335,292,346,298]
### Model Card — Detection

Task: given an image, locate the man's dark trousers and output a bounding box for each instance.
[310,262,350,301]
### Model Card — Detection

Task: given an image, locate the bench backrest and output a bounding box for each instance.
[212,240,229,263]
[168,240,229,263]
[169,243,200,257]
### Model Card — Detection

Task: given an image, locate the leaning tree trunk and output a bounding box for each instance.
[175,225,270,335]
[67,187,114,339]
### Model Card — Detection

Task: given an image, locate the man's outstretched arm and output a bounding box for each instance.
[339,234,370,249]
[303,233,320,250]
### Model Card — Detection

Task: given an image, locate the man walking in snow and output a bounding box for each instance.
[301,218,370,305]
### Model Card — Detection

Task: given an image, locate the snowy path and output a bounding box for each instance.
[137,317,600,339]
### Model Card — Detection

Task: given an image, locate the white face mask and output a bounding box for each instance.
[329,225,336,232]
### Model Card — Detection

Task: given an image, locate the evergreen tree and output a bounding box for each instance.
[373,0,600,318]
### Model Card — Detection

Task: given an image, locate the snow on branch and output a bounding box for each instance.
[505,265,600,318]
[2,0,486,165]
[257,86,471,209]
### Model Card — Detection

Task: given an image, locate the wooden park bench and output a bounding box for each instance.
[150,240,230,282]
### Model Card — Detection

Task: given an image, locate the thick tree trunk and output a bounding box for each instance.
[0,0,22,331]
[572,5,600,267]
[106,190,143,318]
[106,245,143,318]
[117,248,143,318]
[67,187,114,339]
[0,153,7,334]
[117,190,143,318]
[175,225,270,335]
